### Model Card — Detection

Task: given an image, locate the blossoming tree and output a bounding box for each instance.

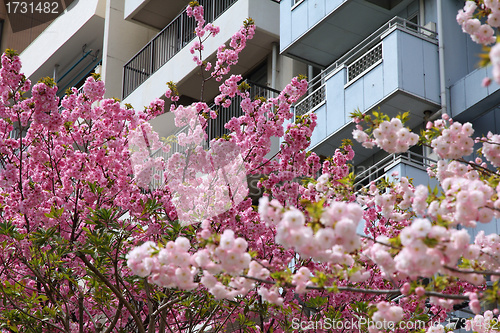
[0,1,499,332]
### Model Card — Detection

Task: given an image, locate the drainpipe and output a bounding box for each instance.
[271,42,278,89]
[437,0,448,116]
[53,64,59,81]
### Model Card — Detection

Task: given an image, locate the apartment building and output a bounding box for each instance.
[16,0,305,140]
[280,0,499,329]
[280,0,499,206]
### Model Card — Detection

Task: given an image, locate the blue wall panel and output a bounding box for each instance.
[464,67,488,110]
[307,0,326,29]
[280,0,293,52]
[486,66,500,96]
[399,33,425,98]
[422,41,440,103]
[382,32,399,95]
[290,1,309,42]
[345,77,364,117]
[325,69,346,134]
[363,64,384,110]
[310,103,327,147]
[450,79,466,118]
[325,0,344,14]
[472,107,495,137]
[495,107,500,133]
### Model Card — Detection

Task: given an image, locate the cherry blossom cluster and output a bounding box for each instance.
[396,219,469,278]
[426,325,445,333]
[31,80,60,131]
[211,21,255,81]
[465,310,500,332]
[490,42,500,83]
[202,257,269,301]
[185,2,254,81]
[145,98,165,118]
[257,285,284,306]
[264,200,363,263]
[370,302,404,332]
[457,1,496,45]
[353,118,418,153]
[291,266,312,294]
[427,115,474,159]
[470,231,500,274]
[127,229,258,299]
[423,161,496,227]
[360,176,414,222]
[456,1,500,83]
[7,5,500,330]
[0,50,30,105]
[186,3,206,38]
[159,103,248,225]
[128,121,168,188]
[82,75,105,102]
[214,74,242,108]
[480,132,500,167]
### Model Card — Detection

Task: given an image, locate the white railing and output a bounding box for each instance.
[148,125,211,189]
[353,151,436,189]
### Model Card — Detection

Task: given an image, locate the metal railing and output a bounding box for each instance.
[149,125,211,189]
[293,17,438,121]
[353,151,436,189]
[149,81,280,188]
[347,43,382,83]
[294,84,325,118]
[207,81,280,141]
[123,0,238,98]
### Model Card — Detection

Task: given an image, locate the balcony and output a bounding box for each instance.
[354,151,437,191]
[19,0,105,91]
[450,65,500,120]
[124,0,188,30]
[122,0,279,108]
[148,81,279,189]
[280,0,415,67]
[292,18,440,163]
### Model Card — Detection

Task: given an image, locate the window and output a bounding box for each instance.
[407,13,419,31]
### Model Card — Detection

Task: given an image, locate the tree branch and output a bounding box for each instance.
[76,252,146,333]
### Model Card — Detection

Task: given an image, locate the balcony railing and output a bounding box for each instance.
[123,0,238,98]
[293,17,438,120]
[353,151,436,190]
[207,81,280,141]
[149,81,280,189]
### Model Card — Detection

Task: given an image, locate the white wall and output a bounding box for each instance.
[102,0,158,99]
[20,0,106,78]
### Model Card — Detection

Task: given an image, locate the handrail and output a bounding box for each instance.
[353,151,436,189]
[305,17,437,95]
[293,16,438,118]
[123,0,239,98]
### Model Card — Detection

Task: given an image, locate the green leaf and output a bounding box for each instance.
[305,296,328,309]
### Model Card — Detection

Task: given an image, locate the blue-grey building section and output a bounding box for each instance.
[280,0,418,66]
[281,0,500,173]
[303,26,440,164]
[451,66,500,120]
